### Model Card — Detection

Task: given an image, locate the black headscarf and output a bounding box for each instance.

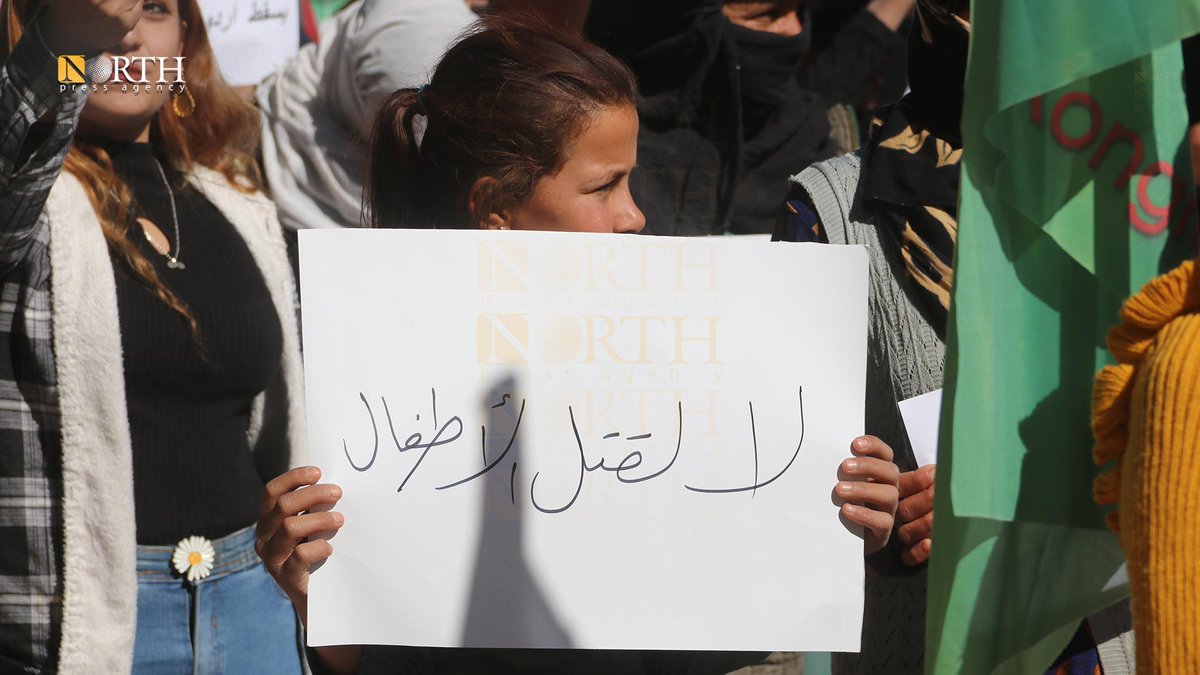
[726,16,812,136]
[586,0,833,235]
[859,0,969,334]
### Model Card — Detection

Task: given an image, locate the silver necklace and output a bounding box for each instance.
[144,158,186,270]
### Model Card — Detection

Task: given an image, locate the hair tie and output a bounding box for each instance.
[413,84,429,115]
[411,85,430,152]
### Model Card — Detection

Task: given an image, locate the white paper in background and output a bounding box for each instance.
[299,230,870,653]
[202,0,299,86]
[898,389,943,468]
[1103,563,1130,592]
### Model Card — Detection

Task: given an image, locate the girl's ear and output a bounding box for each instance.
[468,176,513,230]
[480,212,510,230]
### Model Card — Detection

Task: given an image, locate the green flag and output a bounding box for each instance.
[927,2,1200,673]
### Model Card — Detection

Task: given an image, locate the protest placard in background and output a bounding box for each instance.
[202,0,299,87]
[299,230,869,652]
[899,389,943,469]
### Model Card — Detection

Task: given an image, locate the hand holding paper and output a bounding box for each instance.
[256,468,366,675]
[897,466,936,566]
[896,389,941,565]
[836,436,900,555]
[255,467,343,625]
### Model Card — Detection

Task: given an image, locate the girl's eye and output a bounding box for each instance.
[589,176,625,195]
[145,1,170,14]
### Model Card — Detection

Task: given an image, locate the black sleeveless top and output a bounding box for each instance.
[99,139,283,545]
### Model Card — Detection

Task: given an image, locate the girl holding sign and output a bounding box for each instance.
[257,16,901,675]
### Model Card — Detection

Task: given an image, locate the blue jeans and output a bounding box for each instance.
[133,526,303,674]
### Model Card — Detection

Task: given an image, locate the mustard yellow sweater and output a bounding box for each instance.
[1093,259,1200,674]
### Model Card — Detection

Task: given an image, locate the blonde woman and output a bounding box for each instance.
[0,0,304,671]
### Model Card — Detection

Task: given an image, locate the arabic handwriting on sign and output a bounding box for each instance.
[509,463,519,506]
[529,401,684,514]
[685,386,805,496]
[435,396,526,491]
[391,389,463,492]
[249,1,289,23]
[343,393,379,472]
[341,389,464,492]
[206,4,238,34]
[342,386,805,509]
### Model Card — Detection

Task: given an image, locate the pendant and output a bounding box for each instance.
[167,258,185,270]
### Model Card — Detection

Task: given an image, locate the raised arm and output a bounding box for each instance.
[0,0,140,275]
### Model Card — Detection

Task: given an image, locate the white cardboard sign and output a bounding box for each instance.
[299,230,869,652]
[202,0,299,87]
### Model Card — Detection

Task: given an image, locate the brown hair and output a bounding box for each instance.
[2,0,262,337]
[364,15,639,229]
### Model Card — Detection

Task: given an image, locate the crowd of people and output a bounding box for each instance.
[0,0,1193,674]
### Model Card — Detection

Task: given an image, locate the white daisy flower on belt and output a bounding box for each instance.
[172,536,216,582]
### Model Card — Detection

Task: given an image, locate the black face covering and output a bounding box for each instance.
[905,1,970,144]
[726,19,811,135]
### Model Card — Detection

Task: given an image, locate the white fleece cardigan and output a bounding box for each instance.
[41,164,307,674]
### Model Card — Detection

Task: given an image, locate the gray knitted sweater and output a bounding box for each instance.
[792,152,944,674]
[793,153,945,472]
